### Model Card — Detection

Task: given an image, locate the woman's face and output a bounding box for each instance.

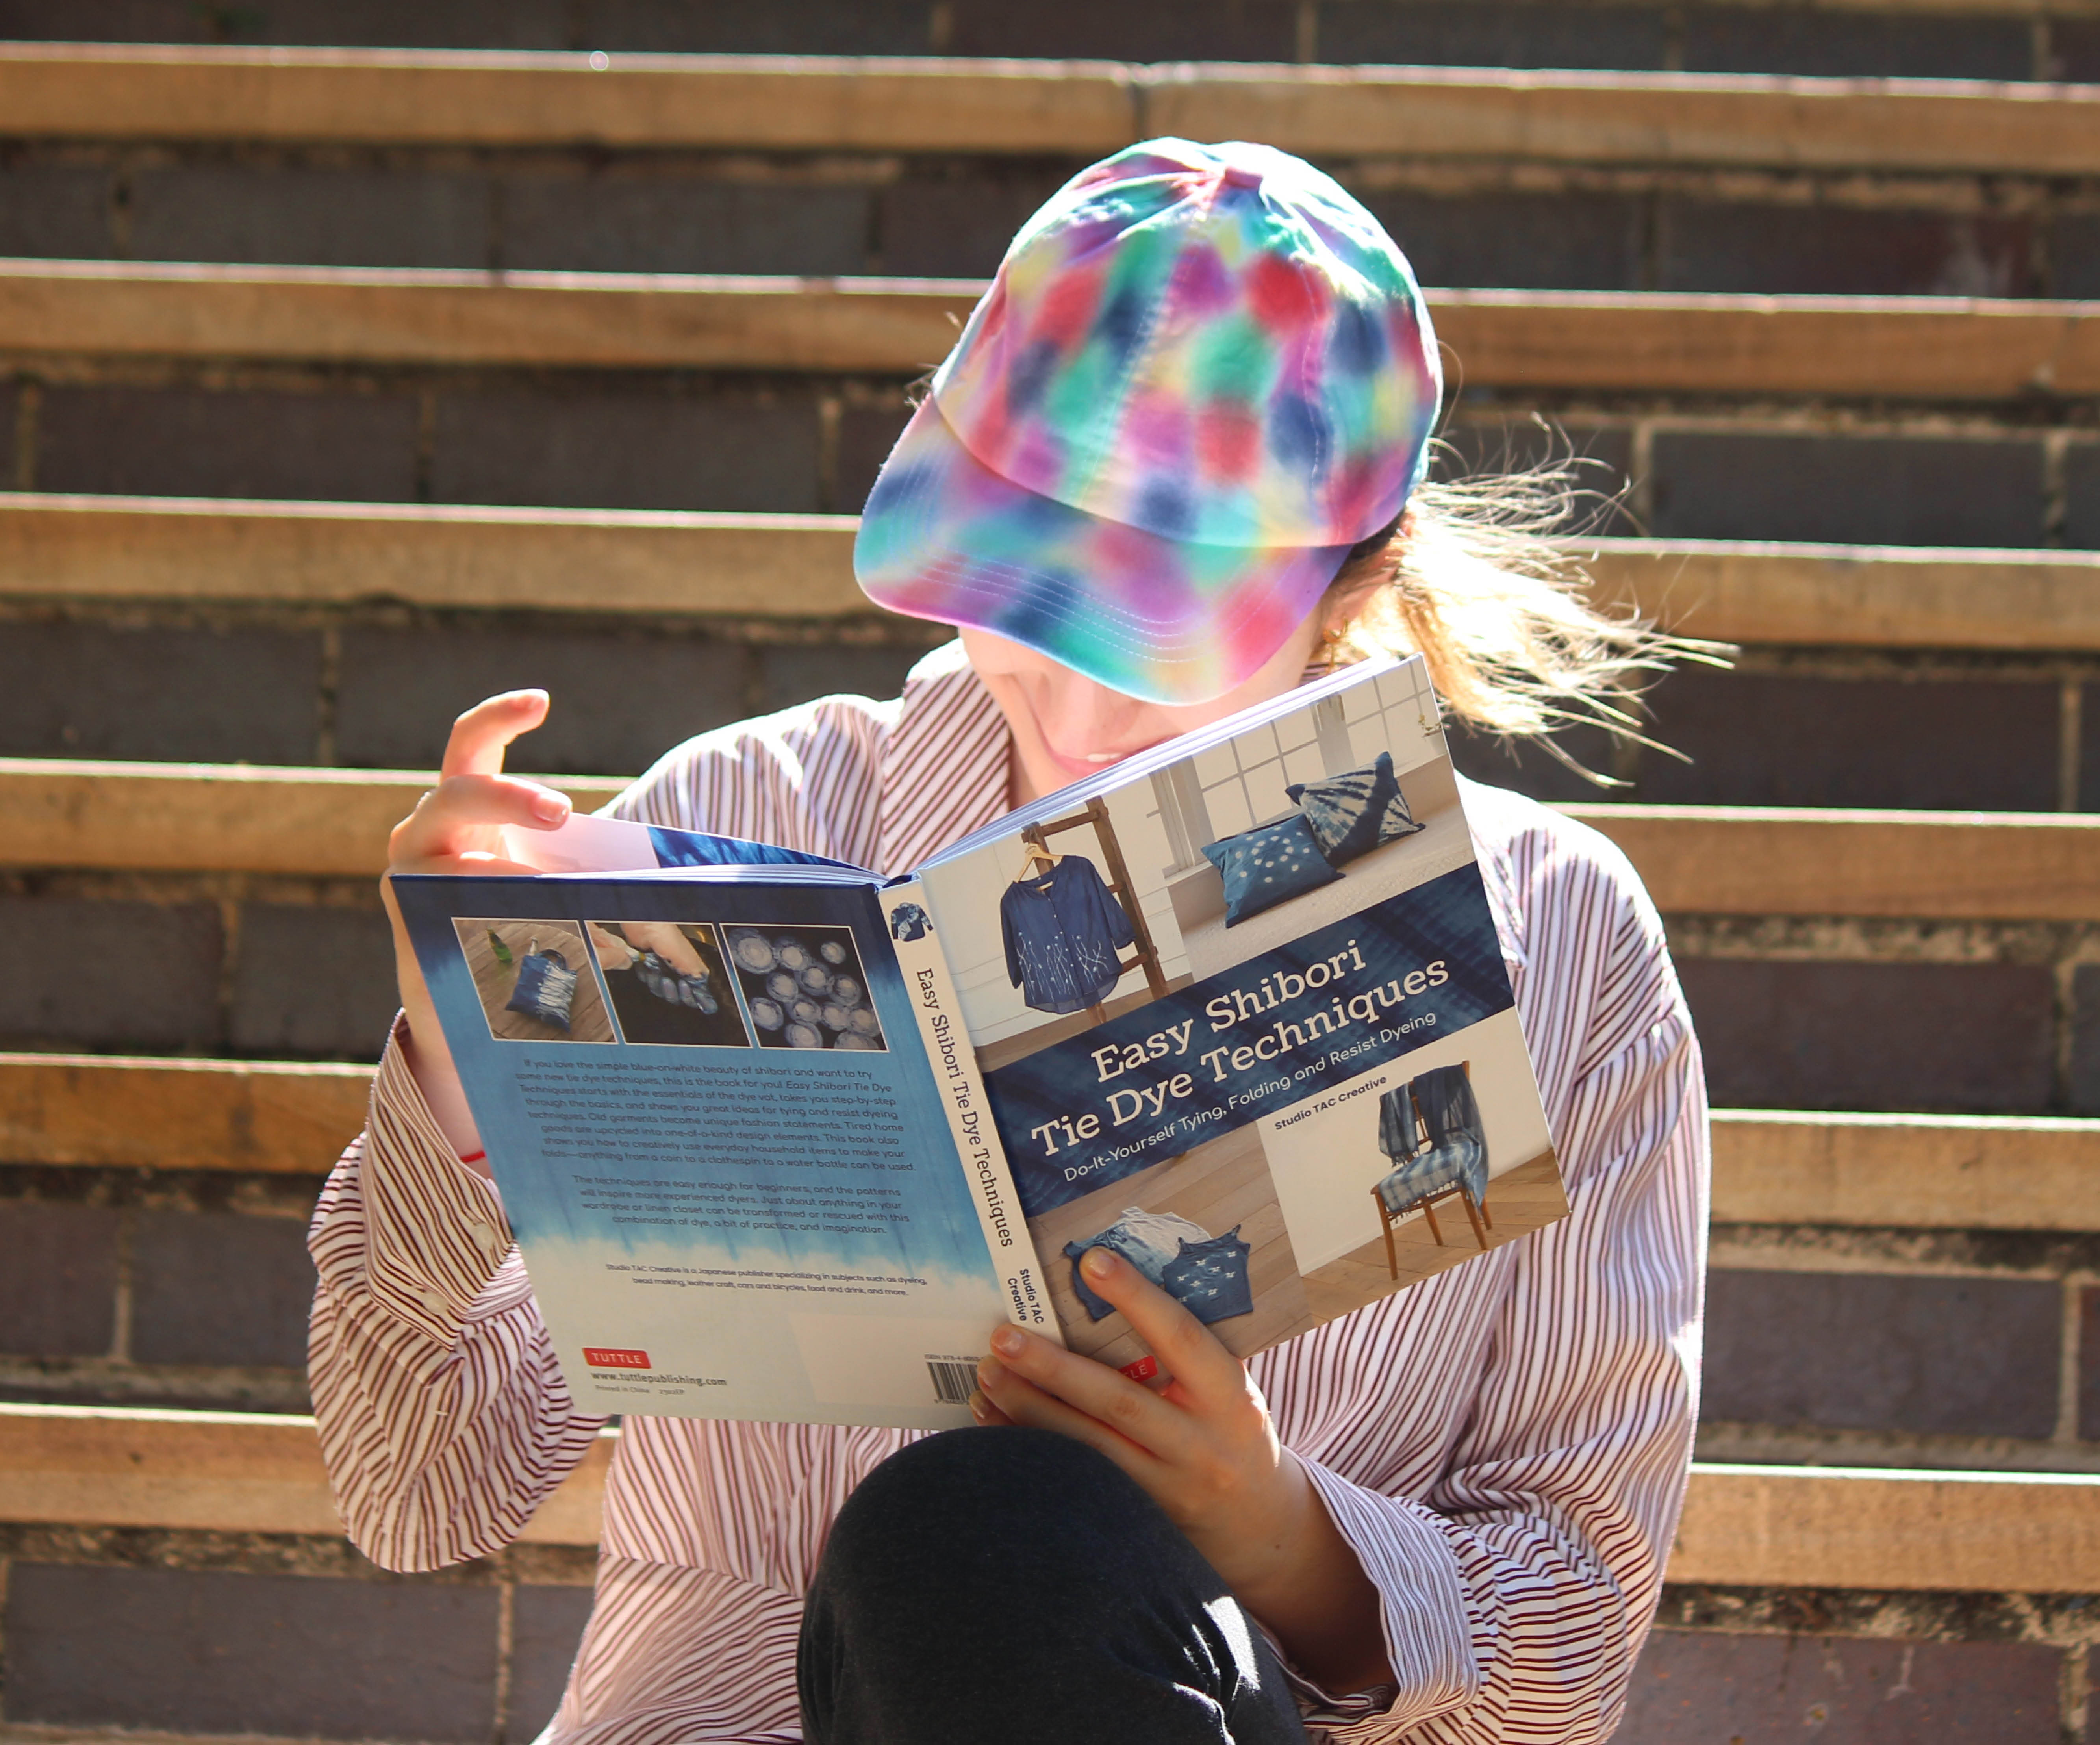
[962,614,1328,807]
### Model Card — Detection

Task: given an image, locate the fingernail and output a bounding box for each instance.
[968,1390,990,1420]
[976,1357,1001,1390]
[1081,1246,1117,1279]
[533,793,570,823]
[990,1325,1023,1356]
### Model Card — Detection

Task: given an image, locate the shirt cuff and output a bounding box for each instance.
[362,1015,517,1348]
[1283,1456,1480,1739]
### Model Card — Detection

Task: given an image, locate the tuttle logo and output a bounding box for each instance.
[584,1347,651,1370]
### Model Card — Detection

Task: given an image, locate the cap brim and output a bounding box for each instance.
[854,397,1351,707]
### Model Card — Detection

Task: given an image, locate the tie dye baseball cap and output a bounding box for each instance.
[854,137,1442,705]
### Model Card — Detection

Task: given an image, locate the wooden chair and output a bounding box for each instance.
[1372,1063,1492,1278]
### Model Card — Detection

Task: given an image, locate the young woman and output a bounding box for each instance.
[313,140,1707,1743]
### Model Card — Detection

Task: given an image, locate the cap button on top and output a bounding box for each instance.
[1220,164,1263,191]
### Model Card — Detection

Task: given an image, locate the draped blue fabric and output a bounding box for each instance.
[1375,1064,1488,1213]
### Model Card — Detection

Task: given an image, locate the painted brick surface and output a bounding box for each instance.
[131,1209,317,1368]
[0,618,323,764]
[510,1585,597,1739]
[578,0,930,54]
[758,643,930,716]
[216,0,569,48]
[1318,1,1667,70]
[6,1563,500,1741]
[947,0,1296,61]
[231,903,400,1058]
[2053,214,2100,301]
[1648,432,2045,548]
[2081,1285,2100,1442]
[0,0,205,40]
[2068,965,2100,1115]
[1620,1630,2065,1742]
[335,624,747,774]
[0,898,223,1050]
[0,161,113,258]
[2066,443,2100,551]
[1433,420,1634,532]
[1661,204,2034,298]
[0,1202,119,1357]
[428,389,821,512]
[1681,9,2031,78]
[2059,19,2100,82]
[37,385,421,503]
[1364,190,1644,291]
[835,401,913,514]
[1640,671,2059,812]
[1704,1269,2062,1439]
[502,177,871,276]
[1447,724,1622,805]
[129,165,490,269]
[879,168,1078,279]
[1679,958,2057,1113]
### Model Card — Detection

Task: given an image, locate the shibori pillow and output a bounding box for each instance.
[506,947,578,1031]
[1286,750,1425,866]
[1202,812,1342,927]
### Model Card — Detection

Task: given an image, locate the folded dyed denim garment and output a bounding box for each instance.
[634,950,719,1013]
[506,948,578,1031]
[1066,1207,1228,1322]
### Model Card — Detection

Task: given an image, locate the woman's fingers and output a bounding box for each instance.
[389,771,571,868]
[976,1314,1194,1467]
[439,690,551,782]
[623,921,706,977]
[1069,1248,1244,1411]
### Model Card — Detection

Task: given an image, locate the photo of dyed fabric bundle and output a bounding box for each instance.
[449,917,616,1044]
[585,920,752,1050]
[722,925,885,1051]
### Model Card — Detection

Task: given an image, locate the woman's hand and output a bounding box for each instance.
[381,692,573,1159]
[971,1246,1392,1693]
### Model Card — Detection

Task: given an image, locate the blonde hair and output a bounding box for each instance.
[1317,449,1728,784]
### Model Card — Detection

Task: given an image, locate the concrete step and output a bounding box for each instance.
[3,1400,2094,1591]
[6,1050,2094,1232]
[6,757,2098,917]
[5,495,2098,654]
[8,260,2097,399]
[5,45,2097,176]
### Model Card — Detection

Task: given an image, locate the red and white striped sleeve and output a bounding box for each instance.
[307,692,901,1574]
[1283,801,1709,1743]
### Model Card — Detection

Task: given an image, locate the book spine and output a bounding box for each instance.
[882,881,1064,1347]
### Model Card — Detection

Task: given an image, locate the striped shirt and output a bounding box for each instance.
[309,639,1708,1745]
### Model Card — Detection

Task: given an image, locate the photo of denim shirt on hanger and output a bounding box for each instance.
[999,857,1137,1015]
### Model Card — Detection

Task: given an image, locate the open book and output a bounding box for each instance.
[392,653,1565,1430]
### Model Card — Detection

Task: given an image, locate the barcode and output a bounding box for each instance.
[927,1360,979,1405]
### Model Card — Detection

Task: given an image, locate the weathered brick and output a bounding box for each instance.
[1679,958,2057,1113]
[0,1203,119,1357]
[230,904,402,1059]
[2080,1285,2100,1442]
[834,400,912,514]
[0,618,323,764]
[1705,1268,2061,1439]
[948,0,1296,60]
[0,378,15,483]
[1682,9,2032,78]
[131,1209,316,1369]
[217,0,569,47]
[2051,213,2100,300]
[879,168,1076,279]
[130,165,489,269]
[1662,203,2035,298]
[1361,189,1644,291]
[2065,443,2100,551]
[578,0,931,54]
[758,643,930,714]
[510,1585,596,1739]
[2058,19,2100,82]
[37,384,420,502]
[0,898,223,1050]
[6,1563,499,1740]
[1647,432,2046,548]
[503,176,871,276]
[335,624,747,775]
[0,161,113,258]
[429,389,821,512]
[1318,1,1667,70]
[1620,1630,2064,1743]
[1639,670,2060,811]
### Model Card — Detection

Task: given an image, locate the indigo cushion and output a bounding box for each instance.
[1202,812,1342,927]
[1286,750,1424,865]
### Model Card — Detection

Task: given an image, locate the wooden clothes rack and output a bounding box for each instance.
[1021,795,1170,1024]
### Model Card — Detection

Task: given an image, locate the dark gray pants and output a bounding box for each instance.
[798,1427,1313,1745]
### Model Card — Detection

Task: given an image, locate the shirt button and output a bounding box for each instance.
[419,1287,449,1315]
[470,1220,501,1258]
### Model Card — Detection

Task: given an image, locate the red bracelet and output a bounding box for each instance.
[458,1149,487,1165]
